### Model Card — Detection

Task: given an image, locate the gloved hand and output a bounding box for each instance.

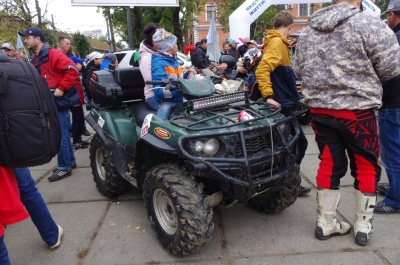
[162,89,172,98]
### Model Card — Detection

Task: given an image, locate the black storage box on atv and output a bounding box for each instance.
[89,67,145,108]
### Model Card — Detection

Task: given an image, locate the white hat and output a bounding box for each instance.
[1,43,15,50]
[247,40,258,46]
[89,52,104,61]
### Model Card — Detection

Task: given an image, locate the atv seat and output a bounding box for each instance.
[134,102,157,127]
[114,67,145,101]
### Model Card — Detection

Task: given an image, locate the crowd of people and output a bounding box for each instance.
[1,0,400,262]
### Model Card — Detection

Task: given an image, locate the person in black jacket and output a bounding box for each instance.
[82,52,103,101]
[192,38,209,70]
[238,37,250,58]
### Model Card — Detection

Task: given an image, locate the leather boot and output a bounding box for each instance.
[354,190,376,246]
[315,189,351,240]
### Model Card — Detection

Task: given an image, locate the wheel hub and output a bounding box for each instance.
[153,189,177,235]
[95,149,106,181]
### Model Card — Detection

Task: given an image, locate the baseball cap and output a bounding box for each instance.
[383,0,400,14]
[247,40,258,46]
[1,43,15,50]
[103,53,117,64]
[18,27,46,42]
[70,56,85,65]
[89,52,104,61]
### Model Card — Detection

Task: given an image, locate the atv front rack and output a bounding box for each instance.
[171,96,281,131]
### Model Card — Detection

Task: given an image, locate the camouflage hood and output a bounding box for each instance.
[308,4,360,32]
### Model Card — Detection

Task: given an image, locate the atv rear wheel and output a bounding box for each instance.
[89,134,130,196]
[247,164,301,214]
[143,163,214,256]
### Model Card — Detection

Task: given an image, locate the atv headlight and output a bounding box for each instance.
[195,141,204,152]
[194,138,220,156]
[278,122,291,140]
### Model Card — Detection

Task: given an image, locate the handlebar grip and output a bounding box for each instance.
[145,81,163,85]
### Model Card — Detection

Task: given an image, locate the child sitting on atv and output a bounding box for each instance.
[146,28,183,119]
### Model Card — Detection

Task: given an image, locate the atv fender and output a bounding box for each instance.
[138,134,177,154]
[85,113,113,149]
[86,113,138,188]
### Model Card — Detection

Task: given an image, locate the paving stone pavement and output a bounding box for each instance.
[4,125,399,265]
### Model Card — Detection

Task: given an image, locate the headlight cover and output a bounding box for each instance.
[277,122,293,143]
[184,137,225,157]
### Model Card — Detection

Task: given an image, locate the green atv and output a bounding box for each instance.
[86,66,301,256]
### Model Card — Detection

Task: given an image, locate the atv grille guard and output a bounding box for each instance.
[171,100,281,131]
[177,116,300,193]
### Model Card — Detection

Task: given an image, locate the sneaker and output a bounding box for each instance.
[48,170,72,182]
[52,163,77,173]
[73,142,88,149]
[376,184,389,196]
[82,128,91,136]
[374,201,400,214]
[50,225,63,250]
[298,185,311,196]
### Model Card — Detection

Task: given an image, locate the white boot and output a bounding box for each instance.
[315,189,351,240]
[354,190,376,246]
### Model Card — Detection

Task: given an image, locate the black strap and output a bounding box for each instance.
[0,72,34,94]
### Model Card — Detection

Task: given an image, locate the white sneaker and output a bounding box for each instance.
[50,225,63,250]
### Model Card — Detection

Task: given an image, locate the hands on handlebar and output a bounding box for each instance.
[145,79,179,91]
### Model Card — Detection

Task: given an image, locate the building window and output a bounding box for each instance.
[299,4,308,16]
[206,5,217,21]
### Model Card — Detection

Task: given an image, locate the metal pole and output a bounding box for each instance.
[125,6,134,49]
[105,17,111,52]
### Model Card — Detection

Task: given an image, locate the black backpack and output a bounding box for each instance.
[0,54,61,167]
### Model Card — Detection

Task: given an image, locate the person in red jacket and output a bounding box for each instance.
[19,27,79,182]
[0,167,30,265]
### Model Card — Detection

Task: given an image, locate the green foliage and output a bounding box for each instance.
[72,32,91,58]
[104,0,206,50]
[376,0,389,14]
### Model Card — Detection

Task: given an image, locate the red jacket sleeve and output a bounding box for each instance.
[0,167,29,236]
[48,49,79,92]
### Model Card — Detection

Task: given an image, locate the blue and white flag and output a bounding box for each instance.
[16,32,24,51]
[206,15,221,63]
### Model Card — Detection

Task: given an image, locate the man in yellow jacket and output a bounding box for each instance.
[255,10,310,196]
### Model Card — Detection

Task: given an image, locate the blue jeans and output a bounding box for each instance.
[0,236,10,265]
[147,97,180,119]
[58,110,76,170]
[13,168,59,246]
[378,108,400,208]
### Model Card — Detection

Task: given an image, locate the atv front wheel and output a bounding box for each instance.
[247,164,301,214]
[89,134,130,196]
[143,163,214,256]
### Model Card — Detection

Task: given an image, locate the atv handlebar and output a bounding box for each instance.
[145,79,180,91]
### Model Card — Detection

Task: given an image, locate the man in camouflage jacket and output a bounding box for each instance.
[294,0,400,246]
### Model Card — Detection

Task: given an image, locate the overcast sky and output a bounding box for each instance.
[36,0,108,35]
